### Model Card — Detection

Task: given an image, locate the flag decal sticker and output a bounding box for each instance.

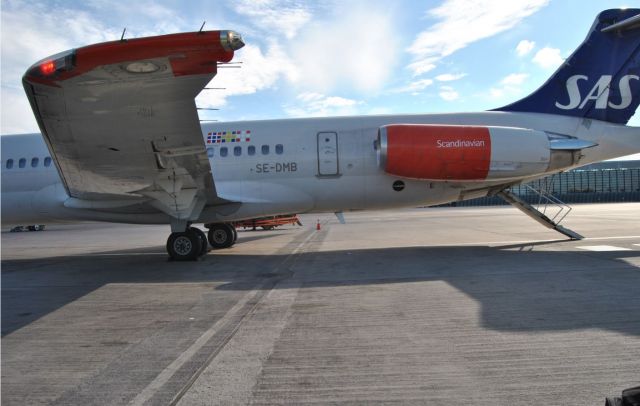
[206,130,252,144]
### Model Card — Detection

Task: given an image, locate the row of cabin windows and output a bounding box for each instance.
[5,157,52,170]
[5,144,286,168]
[207,144,284,158]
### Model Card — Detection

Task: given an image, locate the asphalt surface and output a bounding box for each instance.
[2,204,640,405]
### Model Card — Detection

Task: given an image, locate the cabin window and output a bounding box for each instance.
[31,157,39,167]
[44,157,52,167]
[261,145,269,155]
[234,146,241,156]
[6,159,14,169]
[248,146,256,156]
[220,147,228,157]
[275,144,284,155]
[207,148,214,158]
[18,158,26,168]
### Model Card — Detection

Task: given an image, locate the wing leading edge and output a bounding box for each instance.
[22,30,244,221]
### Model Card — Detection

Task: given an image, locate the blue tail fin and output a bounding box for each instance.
[495,9,640,125]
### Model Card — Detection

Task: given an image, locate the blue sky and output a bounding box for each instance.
[1,0,638,161]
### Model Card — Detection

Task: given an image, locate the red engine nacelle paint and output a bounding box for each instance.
[379,124,492,181]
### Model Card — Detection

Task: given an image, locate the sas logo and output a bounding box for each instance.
[555,74,639,110]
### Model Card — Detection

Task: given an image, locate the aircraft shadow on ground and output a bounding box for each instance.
[2,243,639,338]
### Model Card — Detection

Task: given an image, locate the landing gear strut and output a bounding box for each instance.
[206,223,237,249]
[166,226,209,261]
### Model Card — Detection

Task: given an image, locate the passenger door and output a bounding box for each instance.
[317,132,339,176]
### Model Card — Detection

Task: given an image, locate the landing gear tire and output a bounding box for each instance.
[232,226,238,245]
[189,227,209,257]
[208,223,236,249]
[167,230,200,261]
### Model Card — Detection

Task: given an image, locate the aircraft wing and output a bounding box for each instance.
[22,30,244,220]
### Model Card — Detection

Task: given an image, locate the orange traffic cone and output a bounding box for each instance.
[316,219,321,230]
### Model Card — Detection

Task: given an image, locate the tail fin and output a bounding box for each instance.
[495,9,640,125]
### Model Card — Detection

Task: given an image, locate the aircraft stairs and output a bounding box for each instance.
[497,176,584,240]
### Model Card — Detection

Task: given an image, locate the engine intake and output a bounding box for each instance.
[377,124,554,181]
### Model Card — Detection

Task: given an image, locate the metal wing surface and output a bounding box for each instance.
[22,30,244,220]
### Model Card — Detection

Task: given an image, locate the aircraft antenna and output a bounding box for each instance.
[199,21,206,33]
[120,28,127,42]
[217,62,242,69]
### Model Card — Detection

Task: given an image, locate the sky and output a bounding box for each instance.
[1,0,638,158]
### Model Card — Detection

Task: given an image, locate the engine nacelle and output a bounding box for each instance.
[377,124,553,181]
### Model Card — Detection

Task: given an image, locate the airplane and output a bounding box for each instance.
[1,9,639,261]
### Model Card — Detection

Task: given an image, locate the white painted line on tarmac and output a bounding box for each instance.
[176,280,302,405]
[128,282,267,406]
[393,236,640,249]
[577,245,632,252]
[129,229,317,406]
[87,253,166,256]
[584,235,640,241]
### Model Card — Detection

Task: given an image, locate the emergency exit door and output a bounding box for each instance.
[317,132,339,176]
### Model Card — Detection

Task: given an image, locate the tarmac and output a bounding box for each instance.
[2,203,640,405]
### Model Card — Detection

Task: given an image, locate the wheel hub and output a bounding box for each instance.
[212,230,227,244]
[173,235,193,255]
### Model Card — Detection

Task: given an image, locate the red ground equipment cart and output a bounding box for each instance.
[234,215,303,230]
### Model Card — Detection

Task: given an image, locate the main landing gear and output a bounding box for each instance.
[205,223,237,249]
[166,223,238,261]
[166,227,208,261]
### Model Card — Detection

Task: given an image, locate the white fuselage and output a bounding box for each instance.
[2,111,639,227]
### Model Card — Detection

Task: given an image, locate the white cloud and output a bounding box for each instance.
[532,47,564,69]
[1,1,119,133]
[407,0,549,76]
[501,73,529,86]
[203,3,397,114]
[284,92,361,117]
[435,73,467,82]
[407,61,436,77]
[439,86,459,101]
[367,106,394,115]
[232,0,311,39]
[1,88,39,134]
[290,3,399,93]
[1,3,117,84]
[393,79,434,94]
[196,42,298,109]
[0,1,300,130]
[87,0,185,27]
[298,92,356,107]
[515,40,535,56]
[489,87,504,99]
[487,73,530,101]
